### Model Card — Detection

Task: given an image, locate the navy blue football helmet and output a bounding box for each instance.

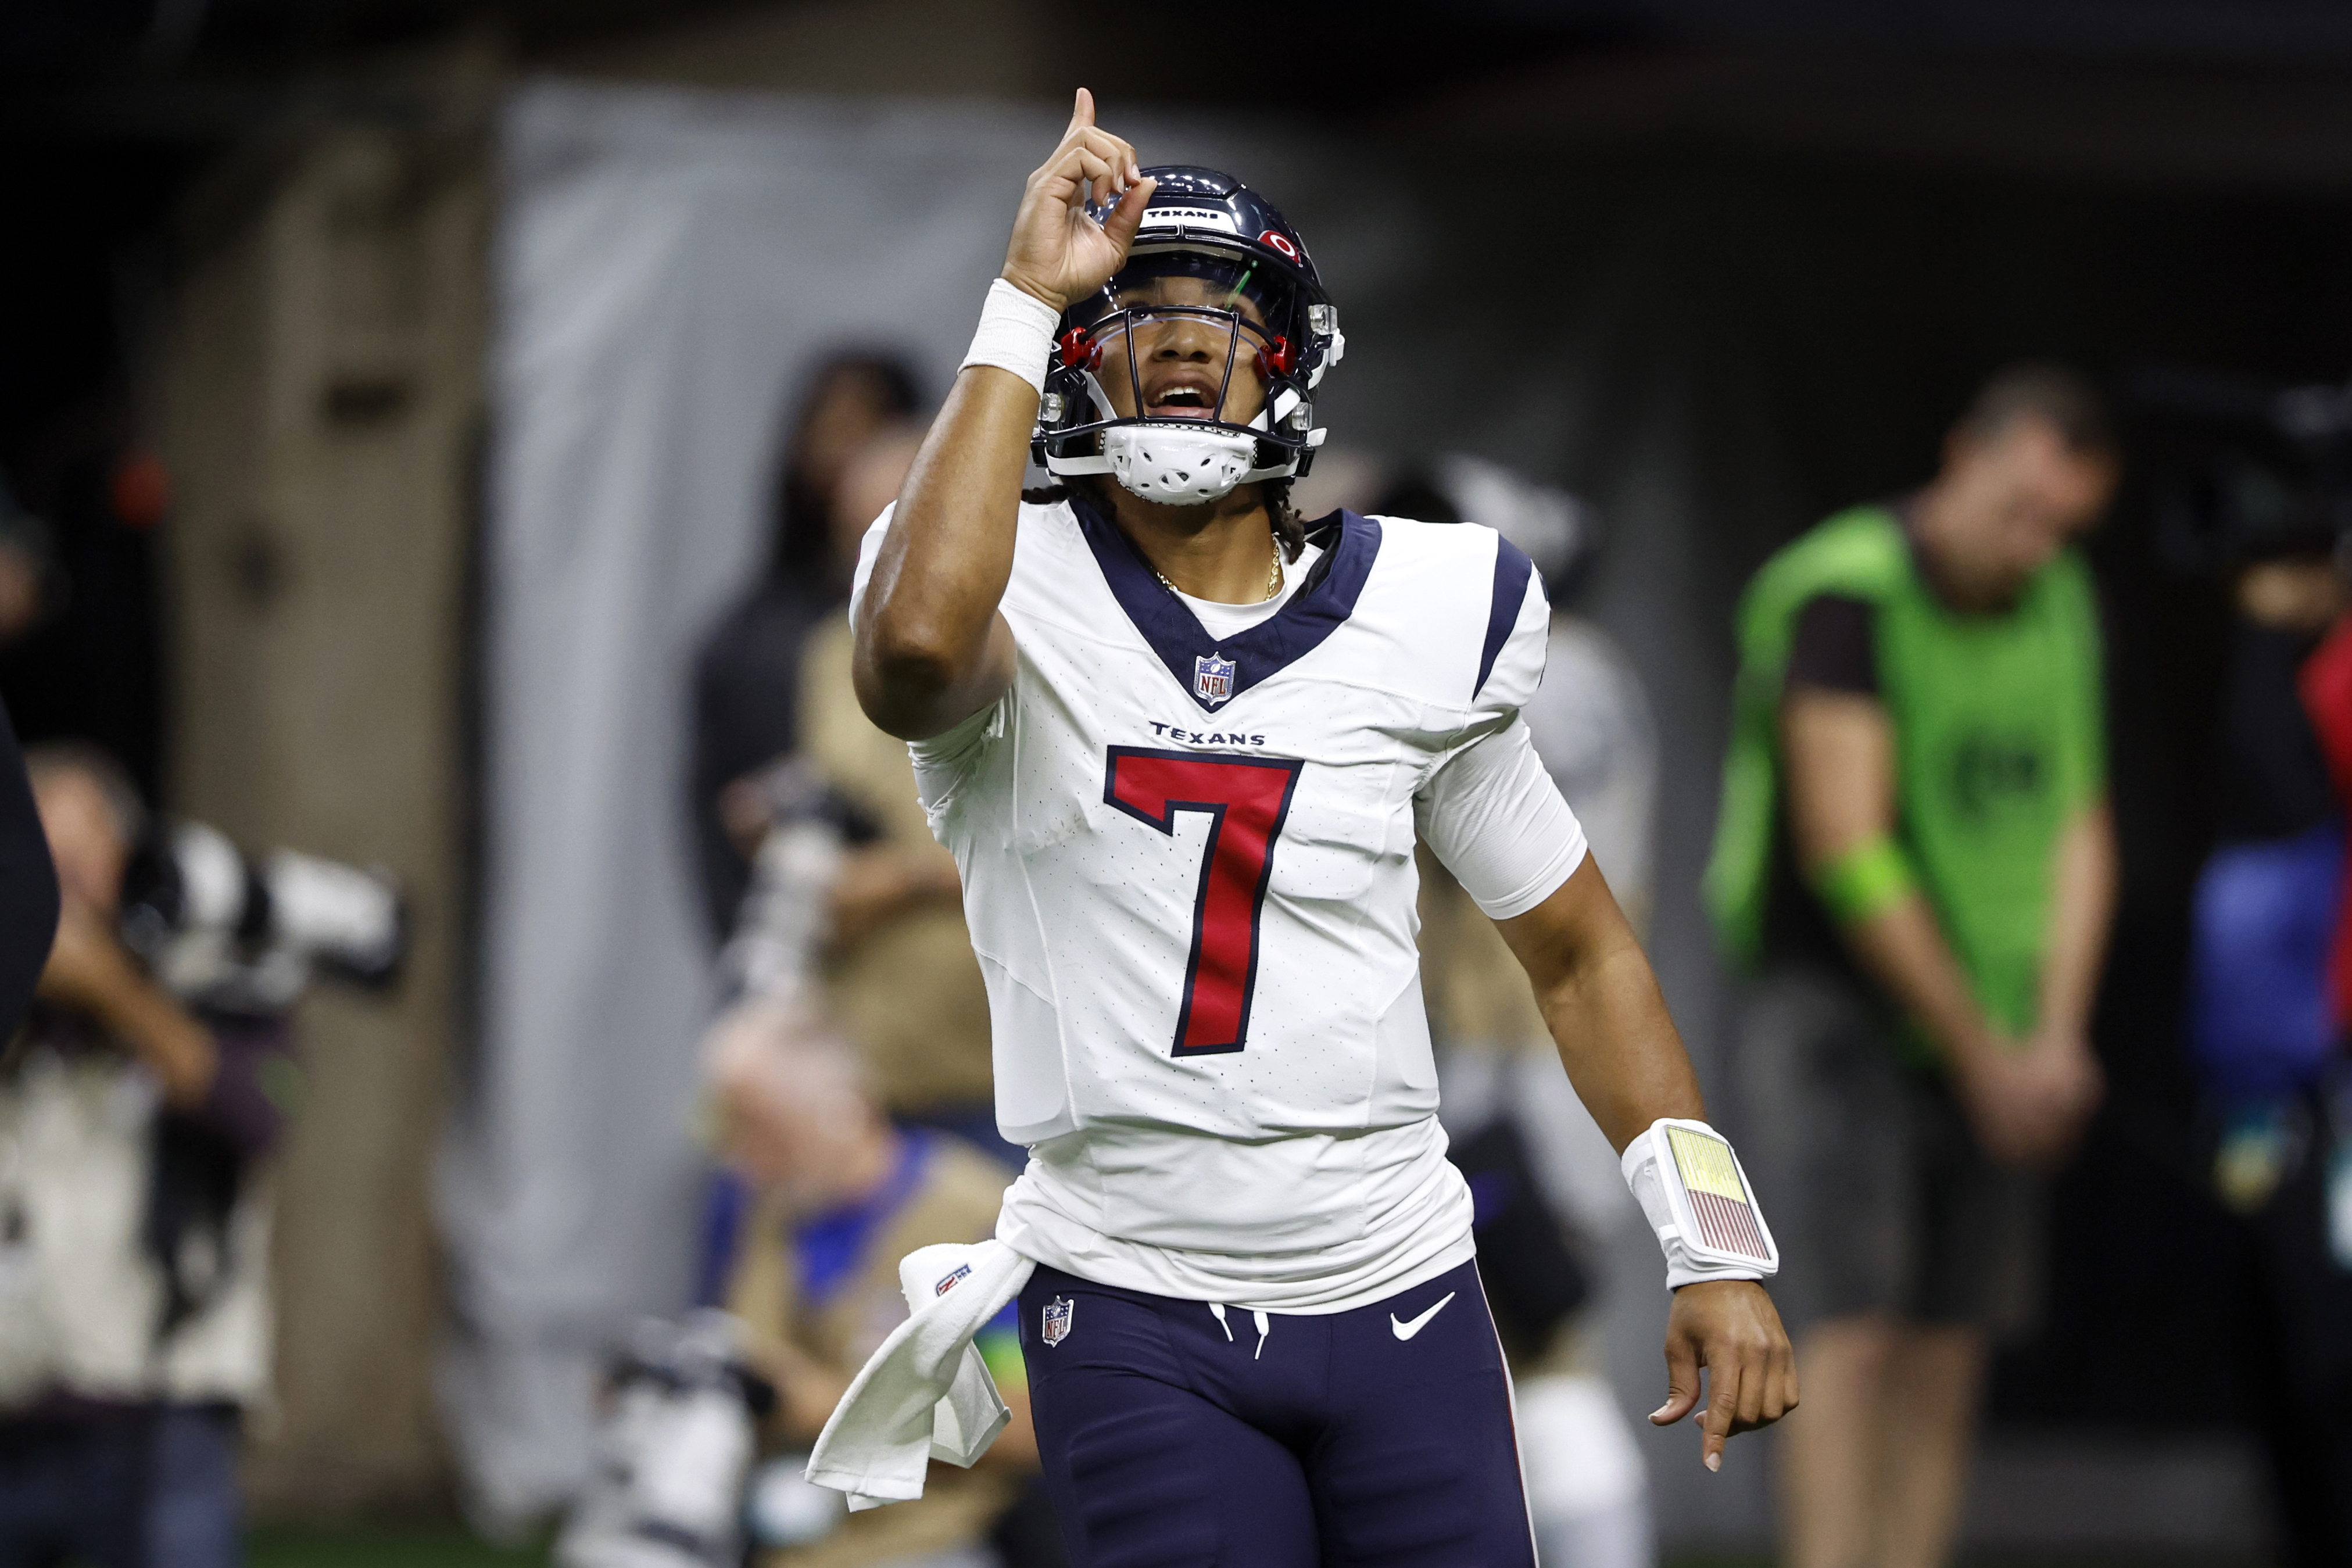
[1034,166,1344,504]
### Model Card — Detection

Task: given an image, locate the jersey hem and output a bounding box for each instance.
[1003,1226,1480,1318]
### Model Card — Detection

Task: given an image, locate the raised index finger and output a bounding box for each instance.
[1069,87,1096,134]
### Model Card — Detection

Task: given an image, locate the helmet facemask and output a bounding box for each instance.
[1036,240,1337,506]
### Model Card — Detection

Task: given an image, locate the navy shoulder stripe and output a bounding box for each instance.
[1475,536,1535,699]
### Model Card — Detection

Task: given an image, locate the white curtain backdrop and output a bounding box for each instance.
[448,76,1746,1540]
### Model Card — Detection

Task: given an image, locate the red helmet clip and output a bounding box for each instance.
[1257,334,1295,379]
[1057,328,1102,373]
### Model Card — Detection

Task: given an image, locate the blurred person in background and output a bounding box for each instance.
[0,452,170,811]
[0,478,63,657]
[1707,365,2120,1568]
[0,700,59,1047]
[789,427,1004,1163]
[1381,457,1659,1568]
[694,353,926,947]
[696,999,1039,1568]
[714,422,1005,1165]
[667,429,1046,1561]
[2187,534,2352,1566]
[0,745,293,1568]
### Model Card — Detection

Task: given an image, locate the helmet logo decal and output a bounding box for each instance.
[1258,230,1299,261]
[1141,207,1240,233]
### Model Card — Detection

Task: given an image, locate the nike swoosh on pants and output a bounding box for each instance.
[1389,1291,1456,1341]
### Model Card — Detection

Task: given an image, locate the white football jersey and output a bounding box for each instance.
[851,495,1585,1312]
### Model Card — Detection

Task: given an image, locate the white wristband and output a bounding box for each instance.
[1620,1118,1779,1293]
[961,278,1061,395]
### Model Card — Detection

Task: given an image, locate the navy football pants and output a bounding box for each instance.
[1017,1259,1536,1567]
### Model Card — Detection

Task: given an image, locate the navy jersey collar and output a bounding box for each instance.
[1070,492,1380,713]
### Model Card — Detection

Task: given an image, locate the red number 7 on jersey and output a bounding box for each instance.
[1104,747,1305,1056]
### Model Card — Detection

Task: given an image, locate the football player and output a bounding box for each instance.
[849,91,1796,1563]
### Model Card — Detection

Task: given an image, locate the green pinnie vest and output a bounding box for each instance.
[1703,506,2106,1038]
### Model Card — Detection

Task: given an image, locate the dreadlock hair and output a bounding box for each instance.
[1019,477,1306,561]
[1266,478,1306,562]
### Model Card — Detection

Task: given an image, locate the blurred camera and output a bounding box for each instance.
[117,820,407,1016]
[2131,364,2352,572]
[556,1312,778,1568]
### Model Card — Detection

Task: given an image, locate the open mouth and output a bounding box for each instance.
[1143,377,1222,421]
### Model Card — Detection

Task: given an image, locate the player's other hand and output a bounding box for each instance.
[1001,88,1155,315]
[1651,1279,1798,1472]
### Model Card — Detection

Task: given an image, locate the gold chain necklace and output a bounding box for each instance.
[1155,534,1284,603]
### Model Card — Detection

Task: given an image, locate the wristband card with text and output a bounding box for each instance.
[1662,1123,1775,1268]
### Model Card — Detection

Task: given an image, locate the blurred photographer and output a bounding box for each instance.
[553,999,1036,1568]
[2189,545,2352,1567]
[0,746,308,1568]
[2124,360,2352,1565]
[694,354,926,947]
[0,699,59,1049]
[779,426,1003,1162]
[697,1000,1034,1568]
[565,511,1041,1567]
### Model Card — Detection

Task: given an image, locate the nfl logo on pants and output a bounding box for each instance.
[1194,653,1236,705]
[1041,1296,1075,1348]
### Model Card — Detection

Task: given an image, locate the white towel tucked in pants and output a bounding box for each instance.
[804,1239,1035,1511]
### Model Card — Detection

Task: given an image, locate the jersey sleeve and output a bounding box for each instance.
[1784,594,1878,696]
[1415,714,1589,920]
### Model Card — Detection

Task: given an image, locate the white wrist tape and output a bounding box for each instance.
[1621,1118,1779,1291]
[960,278,1061,395]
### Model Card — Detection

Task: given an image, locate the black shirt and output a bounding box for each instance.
[1785,593,1878,696]
[2215,622,2338,844]
[688,580,838,946]
[0,698,56,1041]
[1763,593,1881,982]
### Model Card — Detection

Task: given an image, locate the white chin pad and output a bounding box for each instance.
[1620,1118,1778,1290]
[1105,423,1257,504]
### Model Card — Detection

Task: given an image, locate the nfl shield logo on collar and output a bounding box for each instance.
[1041,1295,1075,1348]
[1194,653,1236,706]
